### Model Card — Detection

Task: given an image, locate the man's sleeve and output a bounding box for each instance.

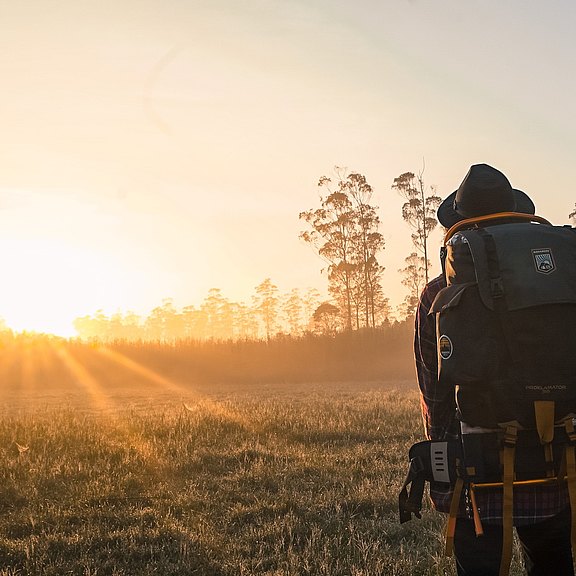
[414,278,457,441]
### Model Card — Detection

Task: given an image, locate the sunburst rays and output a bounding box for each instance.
[92,345,254,431]
[52,344,113,412]
[0,335,260,557]
[0,335,255,475]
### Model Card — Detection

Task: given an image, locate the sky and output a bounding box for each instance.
[1,0,576,335]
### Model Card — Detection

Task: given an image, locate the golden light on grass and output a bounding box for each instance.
[0,336,64,406]
[0,329,436,573]
[0,380,435,574]
[0,335,253,435]
[51,342,174,479]
[95,346,191,395]
[94,345,255,431]
[39,340,253,480]
[52,343,115,412]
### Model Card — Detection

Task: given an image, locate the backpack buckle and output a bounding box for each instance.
[503,426,518,448]
[490,278,505,299]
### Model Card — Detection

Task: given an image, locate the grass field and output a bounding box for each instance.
[0,338,528,575]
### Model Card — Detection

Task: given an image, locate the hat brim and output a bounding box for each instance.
[437,189,536,228]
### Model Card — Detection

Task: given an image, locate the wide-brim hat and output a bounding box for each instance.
[437,163,535,228]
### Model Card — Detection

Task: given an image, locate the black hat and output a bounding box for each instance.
[437,164,535,228]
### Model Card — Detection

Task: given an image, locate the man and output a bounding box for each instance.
[415,163,573,575]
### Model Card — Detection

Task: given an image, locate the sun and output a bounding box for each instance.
[0,238,122,337]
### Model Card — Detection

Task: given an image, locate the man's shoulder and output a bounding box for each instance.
[426,274,446,288]
[423,274,446,297]
[416,274,446,316]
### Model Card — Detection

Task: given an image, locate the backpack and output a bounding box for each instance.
[433,213,576,429]
[400,212,576,576]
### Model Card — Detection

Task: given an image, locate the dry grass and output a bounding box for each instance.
[0,335,528,575]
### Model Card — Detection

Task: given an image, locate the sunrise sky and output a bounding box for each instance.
[1,0,576,336]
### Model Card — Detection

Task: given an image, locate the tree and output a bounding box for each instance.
[300,168,385,330]
[181,304,204,339]
[398,252,427,320]
[144,298,182,342]
[201,288,231,340]
[392,167,441,284]
[230,302,259,340]
[282,288,304,335]
[341,172,385,328]
[313,302,341,335]
[122,311,143,341]
[570,204,576,224]
[300,180,355,329]
[301,288,322,332]
[253,278,279,340]
[74,313,102,340]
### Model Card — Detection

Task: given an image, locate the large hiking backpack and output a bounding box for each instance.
[400,212,576,576]
[433,213,576,430]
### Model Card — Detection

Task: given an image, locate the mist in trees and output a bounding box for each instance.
[253,278,279,341]
[73,284,322,342]
[299,167,388,331]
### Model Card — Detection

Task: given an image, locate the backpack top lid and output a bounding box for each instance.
[445,221,576,312]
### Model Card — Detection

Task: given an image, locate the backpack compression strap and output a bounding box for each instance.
[499,425,518,576]
[563,419,576,554]
[399,456,426,523]
[534,401,556,478]
[498,407,555,576]
[445,473,464,557]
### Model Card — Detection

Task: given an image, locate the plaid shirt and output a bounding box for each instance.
[415,274,569,525]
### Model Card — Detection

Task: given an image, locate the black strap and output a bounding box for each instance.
[477,228,527,373]
[477,229,507,312]
[399,457,426,523]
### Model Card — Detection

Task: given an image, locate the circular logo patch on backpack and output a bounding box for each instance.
[439,335,453,360]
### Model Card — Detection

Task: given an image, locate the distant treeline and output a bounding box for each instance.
[72,285,327,343]
[93,322,415,385]
[0,323,415,391]
[71,282,399,344]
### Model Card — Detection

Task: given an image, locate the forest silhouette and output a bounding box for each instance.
[0,323,414,399]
